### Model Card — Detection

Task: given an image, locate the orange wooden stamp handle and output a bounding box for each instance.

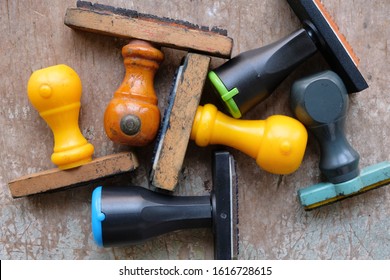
[104,40,164,146]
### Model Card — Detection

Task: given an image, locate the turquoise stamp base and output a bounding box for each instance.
[298,161,390,210]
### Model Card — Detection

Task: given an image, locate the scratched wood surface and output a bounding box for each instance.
[1,0,390,259]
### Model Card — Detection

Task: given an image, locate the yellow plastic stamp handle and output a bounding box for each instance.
[190,104,308,174]
[27,64,94,170]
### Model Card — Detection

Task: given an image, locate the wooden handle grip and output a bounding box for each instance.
[104,40,164,146]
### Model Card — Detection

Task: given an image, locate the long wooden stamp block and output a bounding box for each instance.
[64,1,233,58]
[151,53,210,191]
[8,152,138,198]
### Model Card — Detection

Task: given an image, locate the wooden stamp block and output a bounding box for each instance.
[150,53,210,191]
[8,152,138,198]
[64,1,233,58]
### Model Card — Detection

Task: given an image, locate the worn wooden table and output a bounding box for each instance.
[1,0,390,259]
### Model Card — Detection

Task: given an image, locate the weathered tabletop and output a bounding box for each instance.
[1,0,390,259]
